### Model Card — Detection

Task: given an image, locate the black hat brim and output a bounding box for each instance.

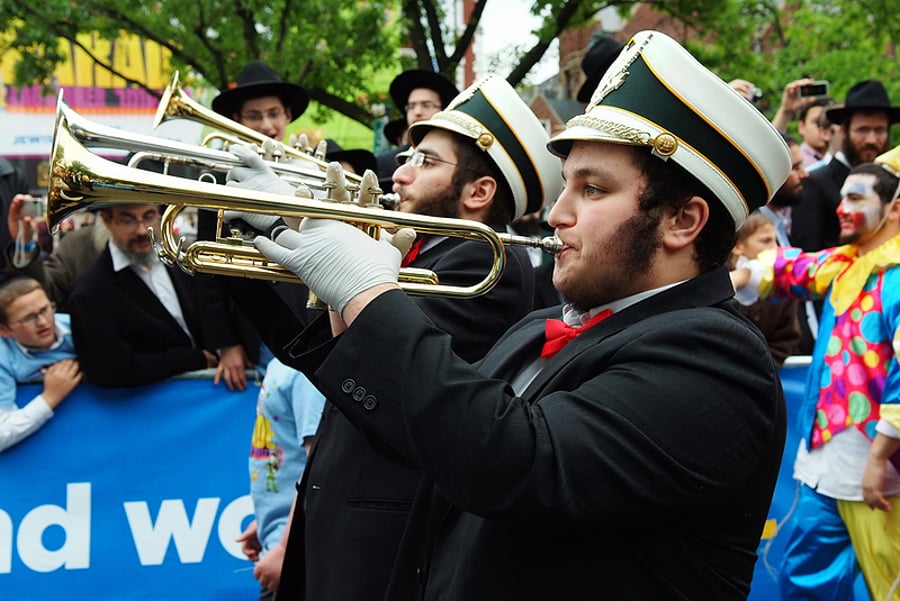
[389,70,459,111]
[382,118,407,146]
[826,105,900,125]
[212,82,309,121]
[326,149,377,177]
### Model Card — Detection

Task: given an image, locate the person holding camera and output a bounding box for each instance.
[792,79,900,253]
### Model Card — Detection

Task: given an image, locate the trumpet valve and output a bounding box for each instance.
[314,139,327,162]
[356,169,386,208]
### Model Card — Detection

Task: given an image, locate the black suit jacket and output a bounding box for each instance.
[791,157,849,252]
[229,236,534,600]
[67,248,213,387]
[285,267,786,601]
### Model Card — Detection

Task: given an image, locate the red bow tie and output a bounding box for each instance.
[540,309,613,359]
[401,238,426,267]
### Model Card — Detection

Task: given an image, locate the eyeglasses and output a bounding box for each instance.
[404,101,441,112]
[240,109,287,124]
[10,302,56,328]
[404,150,459,169]
[113,212,161,229]
[403,150,483,175]
[849,126,888,137]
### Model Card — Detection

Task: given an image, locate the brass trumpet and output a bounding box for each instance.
[154,71,361,182]
[55,90,356,195]
[48,109,561,299]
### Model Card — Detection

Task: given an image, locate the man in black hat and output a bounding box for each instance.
[212,61,309,143]
[374,69,459,190]
[791,79,900,252]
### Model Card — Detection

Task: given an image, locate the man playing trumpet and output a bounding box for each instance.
[224,74,561,599]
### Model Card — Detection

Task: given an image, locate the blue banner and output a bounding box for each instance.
[0,373,261,600]
[0,363,874,600]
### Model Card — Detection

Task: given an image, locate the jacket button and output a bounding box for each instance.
[352,386,367,402]
[341,378,355,393]
[363,395,377,410]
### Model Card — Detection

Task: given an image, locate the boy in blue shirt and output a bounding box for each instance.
[0,276,81,451]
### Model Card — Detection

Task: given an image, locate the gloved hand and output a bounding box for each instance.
[227,145,297,196]
[225,145,297,232]
[254,220,413,314]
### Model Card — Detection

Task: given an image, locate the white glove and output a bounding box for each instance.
[254,219,408,314]
[226,145,297,196]
[225,145,299,232]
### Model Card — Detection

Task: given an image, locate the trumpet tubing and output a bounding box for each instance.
[55,91,354,195]
[154,71,361,183]
[48,112,560,299]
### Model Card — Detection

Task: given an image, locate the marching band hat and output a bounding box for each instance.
[825,80,900,125]
[212,62,309,120]
[324,139,377,176]
[389,70,460,112]
[548,30,790,229]
[408,74,562,220]
[576,36,625,103]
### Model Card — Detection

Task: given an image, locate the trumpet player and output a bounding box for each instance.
[223,74,562,600]
[237,31,792,600]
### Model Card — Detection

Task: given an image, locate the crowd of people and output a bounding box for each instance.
[1,26,899,601]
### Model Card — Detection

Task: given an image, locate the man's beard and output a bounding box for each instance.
[122,236,158,267]
[770,186,802,208]
[561,210,662,312]
[844,135,888,166]
[400,178,464,219]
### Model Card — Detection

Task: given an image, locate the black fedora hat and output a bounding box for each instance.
[212,61,309,120]
[389,70,459,113]
[324,139,377,176]
[576,36,625,103]
[382,118,408,146]
[826,80,900,125]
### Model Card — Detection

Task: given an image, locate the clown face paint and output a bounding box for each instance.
[837,174,884,245]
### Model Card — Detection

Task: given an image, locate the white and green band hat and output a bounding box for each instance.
[548,30,791,229]
[408,74,562,220]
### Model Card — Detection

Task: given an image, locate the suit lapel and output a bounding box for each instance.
[106,251,196,345]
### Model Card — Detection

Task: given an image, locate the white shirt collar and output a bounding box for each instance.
[561,281,686,327]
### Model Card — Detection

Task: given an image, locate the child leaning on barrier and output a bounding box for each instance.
[0,275,81,452]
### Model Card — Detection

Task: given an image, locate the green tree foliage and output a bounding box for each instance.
[687,0,899,125]
[1,0,734,131]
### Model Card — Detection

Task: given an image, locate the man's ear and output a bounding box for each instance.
[0,324,12,339]
[661,196,709,251]
[460,175,498,214]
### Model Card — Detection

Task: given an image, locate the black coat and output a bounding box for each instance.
[791,157,850,252]
[285,267,786,601]
[229,236,535,600]
[67,248,217,387]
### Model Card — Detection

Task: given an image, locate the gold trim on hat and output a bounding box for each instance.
[564,115,654,146]
[439,110,494,149]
